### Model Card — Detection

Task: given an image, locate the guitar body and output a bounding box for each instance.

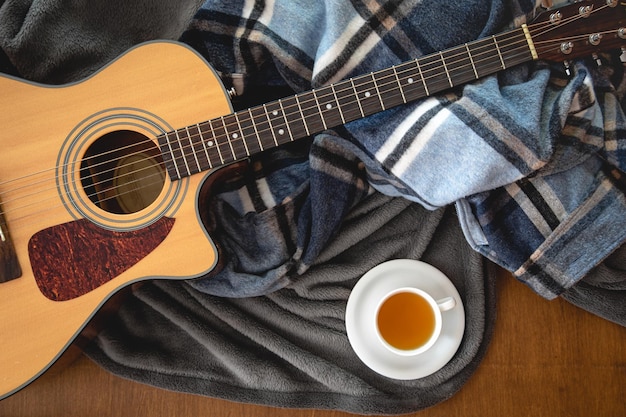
[0,41,230,398]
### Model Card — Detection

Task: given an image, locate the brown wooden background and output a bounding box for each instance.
[1,269,625,417]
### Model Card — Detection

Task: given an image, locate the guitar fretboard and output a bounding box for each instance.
[158,26,533,180]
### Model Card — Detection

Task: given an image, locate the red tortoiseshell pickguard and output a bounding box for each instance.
[28,218,174,301]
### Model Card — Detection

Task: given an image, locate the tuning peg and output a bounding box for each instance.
[621,47,626,64]
[592,53,602,67]
[563,60,571,76]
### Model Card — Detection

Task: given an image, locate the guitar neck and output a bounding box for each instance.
[159,25,535,180]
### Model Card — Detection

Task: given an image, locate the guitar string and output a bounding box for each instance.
[0,34,514,192]
[122,3,611,177]
[0,5,601,197]
[11,26,534,184]
[0,14,611,224]
[80,8,620,187]
[0,27,535,201]
[0,5,610,205]
[0,2,609,197]
[0,4,615,224]
[86,9,622,197]
[0,31,532,214]
[157,5,612,175]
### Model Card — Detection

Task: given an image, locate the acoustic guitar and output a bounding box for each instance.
[0,0,623,399]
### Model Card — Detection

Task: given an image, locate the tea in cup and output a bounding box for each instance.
[375,287,456,356]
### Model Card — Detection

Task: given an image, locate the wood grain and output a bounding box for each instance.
[0,42,227,397]
[1,269,624,417]
[0,196,21,283]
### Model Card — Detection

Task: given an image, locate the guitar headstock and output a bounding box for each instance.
[530,0,626,62]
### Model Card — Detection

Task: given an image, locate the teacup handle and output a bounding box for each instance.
[436,296,456,312]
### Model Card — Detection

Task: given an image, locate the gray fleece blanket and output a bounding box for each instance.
[0,0,624,414]
[86,197,496,415]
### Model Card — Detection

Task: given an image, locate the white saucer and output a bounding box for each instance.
[345,259,465,380]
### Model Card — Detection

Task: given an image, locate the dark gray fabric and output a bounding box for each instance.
[85,196,497,415]
[0,0,204,83]
[562,243,626,327]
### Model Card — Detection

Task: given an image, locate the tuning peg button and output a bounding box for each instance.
[563,60,572,77]
[589,33,602,46]
[592,53,602,67]
[578,5,593,17]
[560,42,574,55]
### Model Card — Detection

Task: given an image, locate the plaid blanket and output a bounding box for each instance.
[182,0,626,300]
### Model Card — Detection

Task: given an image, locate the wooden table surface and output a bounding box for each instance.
[1,269,625,417]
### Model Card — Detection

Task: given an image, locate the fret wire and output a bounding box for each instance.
[331,79,361,123]
[251,32,528,135]
[239,110,262,155]
[196,123,214,169]
[263,104,280,147]
[468,41,488,74]
[312,90,328,130]
[415,60,429,96]
[278,99,294,141]
[184,126,201,173]
[465,43,479,79]
[164,27,538,179]
[294,95,310,136]
[187,124,209,171]
[443,45,479,87]
[220,116,237,161]
[174,129,191,176]
[271,102,290,143]
[319,85,345,127]
[498,29,532,67]
[275,36,527,134]
[280,96,307,139]
[492,35,506,69]
[392,66,407,103]
[439,52,453,88]
[358,75,383,113]
[162,134,181,179]
[233,112,250,156]
[330,84,346,124]
[349,79,365,118]
[370,73,386,110]
[208,120,225,165]
[247,108,264,151]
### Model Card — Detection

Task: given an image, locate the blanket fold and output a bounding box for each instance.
[85,198,497,415]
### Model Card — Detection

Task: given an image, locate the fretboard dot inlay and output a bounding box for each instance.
[159,25,533,182]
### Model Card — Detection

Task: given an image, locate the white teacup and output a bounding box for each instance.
[375,287,456,356]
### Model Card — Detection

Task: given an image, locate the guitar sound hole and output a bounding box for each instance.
[80,130,165,214]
